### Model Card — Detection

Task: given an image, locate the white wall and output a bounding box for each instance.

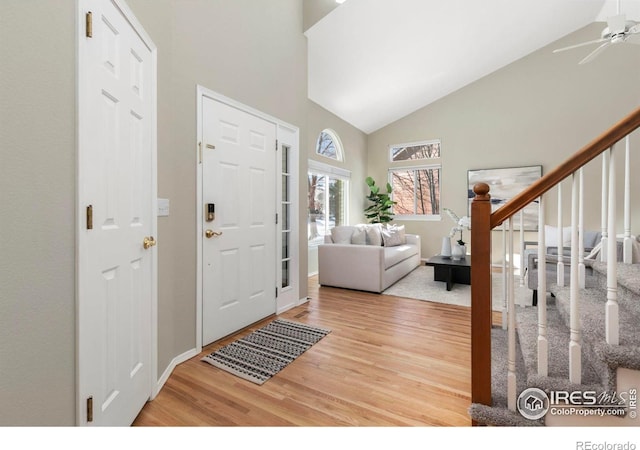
[367,23,640,263]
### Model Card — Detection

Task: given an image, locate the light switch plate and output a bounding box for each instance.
[157,198,170,217]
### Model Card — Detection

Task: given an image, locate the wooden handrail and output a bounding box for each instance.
[470,105,640,423]
[491,105,640,229]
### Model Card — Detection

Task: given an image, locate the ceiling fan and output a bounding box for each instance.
[553,12,640,64]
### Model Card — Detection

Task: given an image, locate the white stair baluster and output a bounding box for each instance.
[607,145,619,345]
[520,210,525,287]
[537,195,548,377]
[601,151,609,262]
[502,221,508,330]
[507,217,517,412]
[578,168,585,289]
[569,172,582,384]
[557,183,565,287]
[624,135,632,264]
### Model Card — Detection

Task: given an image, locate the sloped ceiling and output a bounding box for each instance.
[306,0,640,134]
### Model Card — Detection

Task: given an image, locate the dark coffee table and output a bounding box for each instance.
[424,255,471,291]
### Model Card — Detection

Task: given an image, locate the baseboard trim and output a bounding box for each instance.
[152,347,198,399]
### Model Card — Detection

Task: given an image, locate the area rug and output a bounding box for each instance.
[201,319,331,385]
[382,265,531,311]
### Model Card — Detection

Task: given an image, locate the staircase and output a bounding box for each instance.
[469,261,640,426]
[468,105,640,426]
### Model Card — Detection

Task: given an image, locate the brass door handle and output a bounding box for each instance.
[205,229,223,239]
[143,236,157,249]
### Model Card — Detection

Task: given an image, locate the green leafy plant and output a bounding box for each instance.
[364,176,396,224]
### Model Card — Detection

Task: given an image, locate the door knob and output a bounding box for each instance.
[205,229,222,239]
[143,236,157,249]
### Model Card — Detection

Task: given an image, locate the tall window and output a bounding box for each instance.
[308,161,349,246]
[315,129,344,161]
[389,140,441,219]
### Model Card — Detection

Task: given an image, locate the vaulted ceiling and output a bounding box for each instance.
[305,0,640,134]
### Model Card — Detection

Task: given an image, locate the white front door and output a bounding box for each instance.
[77,0,156,426]
[201,98,277,345]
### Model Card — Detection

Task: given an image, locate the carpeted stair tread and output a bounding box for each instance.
[550,283,640,390]
[591,261,640,297]
[590,262,640,319]
[514,302,602,392]
[468,327,540,426]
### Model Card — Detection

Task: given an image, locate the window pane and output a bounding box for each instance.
[316,131,337,159]
[391,168,440,216]
[328,178,346,228]
[391,141,440,162]
[282,145,289,174]
[282,260,290,288]
[282,174,289,203]
[308,173,326,242]
[416,168,440,215]
[391,170,416,215]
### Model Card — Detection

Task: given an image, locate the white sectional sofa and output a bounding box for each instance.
[318,224,421,293]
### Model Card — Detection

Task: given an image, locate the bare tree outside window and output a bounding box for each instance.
[389,140,441,217]
[390,141,440,162]
[391,168,440,216]
[316,130,343,161]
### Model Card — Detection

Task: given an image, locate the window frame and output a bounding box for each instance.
[388,138,442,221]
[307,159,350,247]
[315,128,344,162]
[389,139,441,163]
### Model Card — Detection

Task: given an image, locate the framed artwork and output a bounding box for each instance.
[467,165,542,231]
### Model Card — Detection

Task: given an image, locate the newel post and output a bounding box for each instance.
[471,182,492,412]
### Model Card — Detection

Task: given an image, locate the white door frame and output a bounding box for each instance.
[195,86,300,351]
[76,0,158,425]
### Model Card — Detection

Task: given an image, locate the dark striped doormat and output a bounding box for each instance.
[201,319,331,385]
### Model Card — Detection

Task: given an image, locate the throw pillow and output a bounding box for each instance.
[382,224,406,247]
[331,226,355,244]
[364,224,383,246]
[351,226,367,245]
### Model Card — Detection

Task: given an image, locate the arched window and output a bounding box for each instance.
[315,129,344,161]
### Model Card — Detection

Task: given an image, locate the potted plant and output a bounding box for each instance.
[364,176,396,224]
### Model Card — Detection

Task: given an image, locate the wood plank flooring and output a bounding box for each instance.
[133,277,500,426]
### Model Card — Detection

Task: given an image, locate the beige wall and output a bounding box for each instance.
[127,0,311,376]
[367,23,640,263]
[0,0,76,425]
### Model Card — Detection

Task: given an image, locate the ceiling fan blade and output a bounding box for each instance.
[627,23,640,34]
[579,42,611,64]
[607,13,627,34]
[553,37,609,53]
[624,33,640,44]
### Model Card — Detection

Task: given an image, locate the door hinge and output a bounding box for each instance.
[275,287,278,298]
[86,205,93,230]
[86,12,93,38]
[198,142,202,164]
[87,396,93,423]
[275,213,278,225]
[275,139,278,151]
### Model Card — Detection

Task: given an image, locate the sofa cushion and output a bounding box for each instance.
[351,225,367,245]
[384,244,418,269]
[382,224,406,247]
[331,226,356,244]
[365,223,383,246]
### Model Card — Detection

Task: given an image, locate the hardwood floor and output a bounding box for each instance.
[133,277,499,426]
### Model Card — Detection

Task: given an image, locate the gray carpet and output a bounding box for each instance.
[382,265,531,310]
[469,262,640,426]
